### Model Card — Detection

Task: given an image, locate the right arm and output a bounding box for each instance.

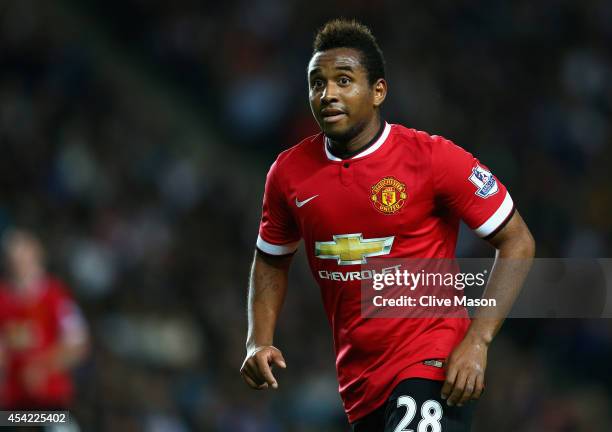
[240,249,293,390]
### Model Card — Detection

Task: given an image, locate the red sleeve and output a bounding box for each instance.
[256,159,301,255]
[432,135,514,238]
[50,279,88,345]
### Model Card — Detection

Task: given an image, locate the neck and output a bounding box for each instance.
[12,268,44,294]
[327,115,383,157]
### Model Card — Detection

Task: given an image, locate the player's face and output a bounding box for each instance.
[308,48,384,141]
[4,235,43,281]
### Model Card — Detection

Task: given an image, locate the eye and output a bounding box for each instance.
[311,79,324,89]
[339,76,351,86]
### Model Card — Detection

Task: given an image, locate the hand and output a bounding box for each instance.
[240,345,286,390]
[441,336,487,407]
[21,361,48,396]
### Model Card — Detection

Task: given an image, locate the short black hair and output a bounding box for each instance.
[312,19,385,85]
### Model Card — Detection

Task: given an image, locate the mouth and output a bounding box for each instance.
[321,108,347,124]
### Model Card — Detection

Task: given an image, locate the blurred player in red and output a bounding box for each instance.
[240,19,536,431]
[0,228,89,410]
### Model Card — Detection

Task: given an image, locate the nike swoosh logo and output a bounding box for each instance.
[295,195,319,208]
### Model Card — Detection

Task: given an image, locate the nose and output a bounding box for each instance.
[321,82,339,104]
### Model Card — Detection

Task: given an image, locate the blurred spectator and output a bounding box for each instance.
[0,228,89,410]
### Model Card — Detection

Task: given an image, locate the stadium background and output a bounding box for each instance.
[1,0,611,430]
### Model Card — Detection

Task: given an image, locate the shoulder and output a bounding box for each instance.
[0,282,11,305]
[44,276,72,302]
[274,132,323,168]
[391,124,469,158]
[266,133,324,185]
[391,124,449,147]
[0,280,11,293]
[388,123,440,156]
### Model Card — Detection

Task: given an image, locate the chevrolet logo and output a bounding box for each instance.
[315,233,394,265]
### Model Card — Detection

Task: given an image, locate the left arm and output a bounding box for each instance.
[22,300,89,394]
[48,300,90,372]
[441,210,535,406]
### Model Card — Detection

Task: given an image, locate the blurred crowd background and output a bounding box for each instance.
[0,0,611,430]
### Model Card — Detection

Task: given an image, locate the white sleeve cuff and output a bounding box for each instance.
[256,235,299,255]
[474,192,514,237]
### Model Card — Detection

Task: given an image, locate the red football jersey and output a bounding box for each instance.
[0,277,86,409]
[257,123,514,422]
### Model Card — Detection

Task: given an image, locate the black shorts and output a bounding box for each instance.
[351,378,474,432]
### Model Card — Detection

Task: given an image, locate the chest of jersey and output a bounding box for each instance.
[287,153,438,265]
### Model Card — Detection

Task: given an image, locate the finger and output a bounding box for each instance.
[441,363,458,400]
[241,371,263,389]
[447,370,467,406]
[247,364,272,390]
[240,362,258,382]
[471,373,485,400]
[247,358,268,389]
[255,353,278,389]
[245,360,268,386]
[270,349,287,369]
[242,374,259,390]
[457,373,476,406]
[241,358,262,382]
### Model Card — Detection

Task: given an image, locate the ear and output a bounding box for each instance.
[372,79,387,107]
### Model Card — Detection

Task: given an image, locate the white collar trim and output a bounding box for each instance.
[324,122,391,161]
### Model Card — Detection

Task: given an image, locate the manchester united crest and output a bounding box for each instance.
[371,177,407,214]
